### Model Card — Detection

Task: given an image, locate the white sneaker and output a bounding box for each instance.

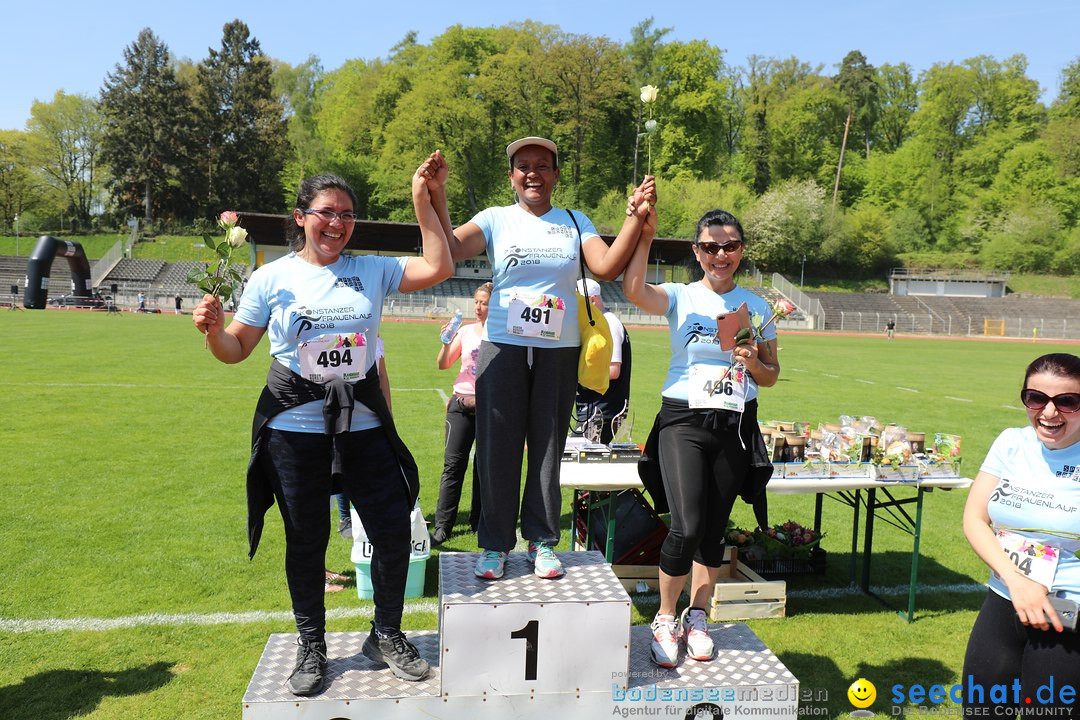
[650,613,680,668]
[680,607,714,661]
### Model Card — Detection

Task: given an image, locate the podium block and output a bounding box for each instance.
[438,550,631,696]
[241,550,799,719]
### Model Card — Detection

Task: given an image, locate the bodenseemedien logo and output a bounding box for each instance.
[847,678,876,717]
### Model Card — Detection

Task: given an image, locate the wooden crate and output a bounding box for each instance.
[612,547,739,594]
[709,560,787,621]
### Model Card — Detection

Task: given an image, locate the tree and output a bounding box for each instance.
[1052,57,1080,119]
[876,63,918,152]
[0,130,43,228]
[743,178,827,273]
[652,40,735,179]
[831,50,877,211]
[192,20,289,216]
[99,28,191,224]
[25,91,103,228]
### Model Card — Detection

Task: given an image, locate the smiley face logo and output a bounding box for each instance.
[847,678,876,710]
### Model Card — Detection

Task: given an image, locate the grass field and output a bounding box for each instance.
[1,310,1076,719]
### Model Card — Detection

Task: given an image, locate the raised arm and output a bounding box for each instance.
[621,201,669,316]
[436,328,463,370]
[400,151,455,293]
[582,176,656,281]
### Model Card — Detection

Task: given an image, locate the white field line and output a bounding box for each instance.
[1002,405,1022,410]
[627,582,986,603]
[821,373,839,378]
[4,583,989,633]
[0,602,439,634]
[944,396,973,403]
[2,381,448,401]
[855,379,876,385]
[896,386,920,393]
[790,368,807,373]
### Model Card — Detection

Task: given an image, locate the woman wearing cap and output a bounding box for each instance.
[432,136,655,580]
[623,207,779,668]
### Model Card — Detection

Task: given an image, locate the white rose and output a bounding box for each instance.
[640,85,659,104]
[226,226,249,248]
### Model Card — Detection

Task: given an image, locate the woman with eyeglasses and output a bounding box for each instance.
[192,154,453,696]
[623,208,779,668]
[961,353,1080,716]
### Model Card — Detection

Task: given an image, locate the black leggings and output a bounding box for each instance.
[434,394,481,532]
[657,422,748,577]
[962,590,1080,716]
[261,427,412,643]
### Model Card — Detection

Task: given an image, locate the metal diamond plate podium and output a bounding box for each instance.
[241,551,798,719]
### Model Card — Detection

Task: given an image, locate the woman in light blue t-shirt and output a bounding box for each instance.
[962,353,1080,715]
[624,207,780,670]
[434,136,656,581]
[192,154,454,696]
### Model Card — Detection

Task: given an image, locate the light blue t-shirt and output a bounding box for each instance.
[981,426,1080,603]
[660,282,776,403]
[234,252,407,433]
[469,204,599,348]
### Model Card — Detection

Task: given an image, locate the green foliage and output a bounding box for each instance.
[192,20,289,217]
[822,204,897,274]
[99,29,193,225]
[25,90,104,227]
[978,201,1063,272]
[744,178,828,273]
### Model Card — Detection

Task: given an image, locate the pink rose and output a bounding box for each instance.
[773,298,796,319]
[218,211,239,228]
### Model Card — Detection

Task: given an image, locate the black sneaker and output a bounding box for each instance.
[362,627,430,681]
[337,517,353,541]
[430,526,449,545]
[287,637,327,696]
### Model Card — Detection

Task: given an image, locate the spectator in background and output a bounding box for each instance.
[430,282,492,545]
[574,278,631,445]
[175,294,183,315]
[137,292,146,313]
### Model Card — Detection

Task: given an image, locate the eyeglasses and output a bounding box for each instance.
[1020,389,1080,413]
[300,209,359,224]
[695,240,744,255]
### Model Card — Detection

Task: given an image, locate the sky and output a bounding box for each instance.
[3,0,1078,132]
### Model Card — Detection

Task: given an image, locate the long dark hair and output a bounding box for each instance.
[284,174,359,252]
[1024,353,1080,388]
[684,209,745,282]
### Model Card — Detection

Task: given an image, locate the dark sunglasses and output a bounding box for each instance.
[1020,388,1080,413]
[695,240,744,255]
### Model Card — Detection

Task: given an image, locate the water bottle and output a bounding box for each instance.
[440,309,463,344]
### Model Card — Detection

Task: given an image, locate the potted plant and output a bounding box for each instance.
[726,520,826,575]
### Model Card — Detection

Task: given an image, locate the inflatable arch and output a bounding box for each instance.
[23,235,93,309]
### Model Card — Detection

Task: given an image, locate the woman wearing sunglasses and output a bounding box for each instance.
[623,208,779,668]
[961,352,1080,716]
[192,153,453,695]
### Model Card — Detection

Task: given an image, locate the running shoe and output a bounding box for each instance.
[650,613,680,668]
[680,607,715,661]
[286,637,327,695]
[474,550,507,579]
[362,627,429,681]
[527,541,565,578]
